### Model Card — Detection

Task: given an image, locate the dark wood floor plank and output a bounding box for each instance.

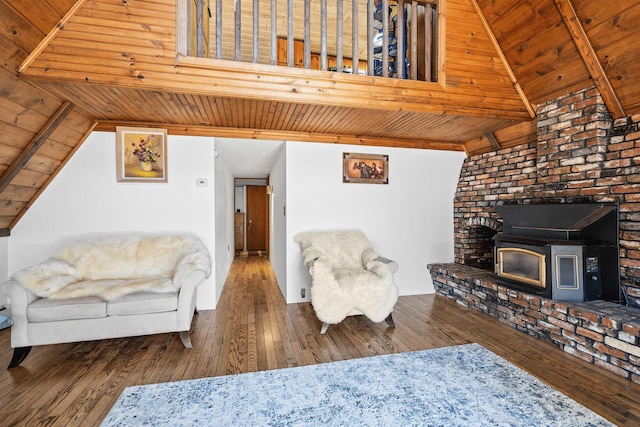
[1,255,640,426]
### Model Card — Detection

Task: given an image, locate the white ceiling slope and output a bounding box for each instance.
[215,139,285,178]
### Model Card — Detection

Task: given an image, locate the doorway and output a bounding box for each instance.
[235,179,270,257]
[246,185,269,254]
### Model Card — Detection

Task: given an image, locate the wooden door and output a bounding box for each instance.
[246,185,268,252]
[276,37,305,68]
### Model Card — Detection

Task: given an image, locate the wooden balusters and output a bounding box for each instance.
[352,0,359,74]
[304,0,311,68]
[215,0,222,59]
[368,0,374,76]
[397,0,405,79]
[287,0,294,67]
[321,0,328,71]
[424,4,433,82]
[195,0,205,57]
[382,0,389,77]
[270,0,277,65]
[234,0,241,61]
[336,0,343,72]
[200,0,438,82]
[252,0,259,63]
[410,1,418,80]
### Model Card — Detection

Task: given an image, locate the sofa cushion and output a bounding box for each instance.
[28,296,106,322]
[107,291,178,316]
[47,277,174,301]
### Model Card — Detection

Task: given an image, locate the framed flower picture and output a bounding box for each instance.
[116,126,168,183]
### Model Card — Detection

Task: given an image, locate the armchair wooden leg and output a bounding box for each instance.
[8,347,32,369]
[385,313,396,328]
[179,331,193,349]
[320,322,330,334]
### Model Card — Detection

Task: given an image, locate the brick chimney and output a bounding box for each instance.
[454,86,640,308]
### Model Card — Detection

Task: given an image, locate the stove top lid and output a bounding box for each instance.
[494,203,618,243]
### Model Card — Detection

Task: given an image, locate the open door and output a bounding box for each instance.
[246,185,269,254]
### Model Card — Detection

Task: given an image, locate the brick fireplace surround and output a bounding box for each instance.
[429,86,640,383]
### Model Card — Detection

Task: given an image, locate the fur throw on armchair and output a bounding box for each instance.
[294,230,399,326]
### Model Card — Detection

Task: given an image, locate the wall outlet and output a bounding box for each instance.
[301,288,306,298]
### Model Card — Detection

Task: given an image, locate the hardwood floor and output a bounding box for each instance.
[1,255,639,426]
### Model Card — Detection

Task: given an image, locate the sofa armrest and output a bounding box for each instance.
[3,280,38,311]
[300,248,321,270]
[375,256,399,274]
[175,270,207,331]
[2,280,39,348]
[362,249,399,274]
[173,251,212,290]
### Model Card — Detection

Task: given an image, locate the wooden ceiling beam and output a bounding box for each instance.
[17,0,90,74]
[470,0,536,119]
[553,0,625,119]
[93,121,467,152]
[485,132,501,151]
[25,60,533,121]
[0,101,75,194]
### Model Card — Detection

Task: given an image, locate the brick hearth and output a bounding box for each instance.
[429,263,640,384]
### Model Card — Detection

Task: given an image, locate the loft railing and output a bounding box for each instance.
[182,0,439,82]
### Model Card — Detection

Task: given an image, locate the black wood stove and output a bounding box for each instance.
[493,203,621,303]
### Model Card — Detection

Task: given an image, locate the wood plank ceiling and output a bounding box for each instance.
[1,0,640,232]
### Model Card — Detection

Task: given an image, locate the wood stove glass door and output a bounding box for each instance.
[496,247,546,288]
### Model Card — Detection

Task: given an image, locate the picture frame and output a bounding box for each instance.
[116,126,168,183]
[343,152,389,184]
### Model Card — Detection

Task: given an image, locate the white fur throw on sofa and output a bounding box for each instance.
[12,234,211,300]
[294,230,399,325]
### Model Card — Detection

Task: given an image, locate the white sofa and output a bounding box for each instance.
[2,233,212,368]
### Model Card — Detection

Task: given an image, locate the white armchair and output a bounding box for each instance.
[294,230,399,334]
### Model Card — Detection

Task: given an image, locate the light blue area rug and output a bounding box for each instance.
[101,343,613,426]
[0,314,12,330]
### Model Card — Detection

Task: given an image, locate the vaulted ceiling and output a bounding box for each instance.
[1,0,639,232]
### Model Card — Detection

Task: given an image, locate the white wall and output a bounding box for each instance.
[234,186,245,213]
[9,131,219,309]
[285,141,465,303]
[0,236,7,306]
[5,132,464,309]
[213,142,236,303]
[269,144,287,297]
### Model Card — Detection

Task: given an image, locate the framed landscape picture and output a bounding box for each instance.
[116,126,168,183]
[343,152,389,184]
